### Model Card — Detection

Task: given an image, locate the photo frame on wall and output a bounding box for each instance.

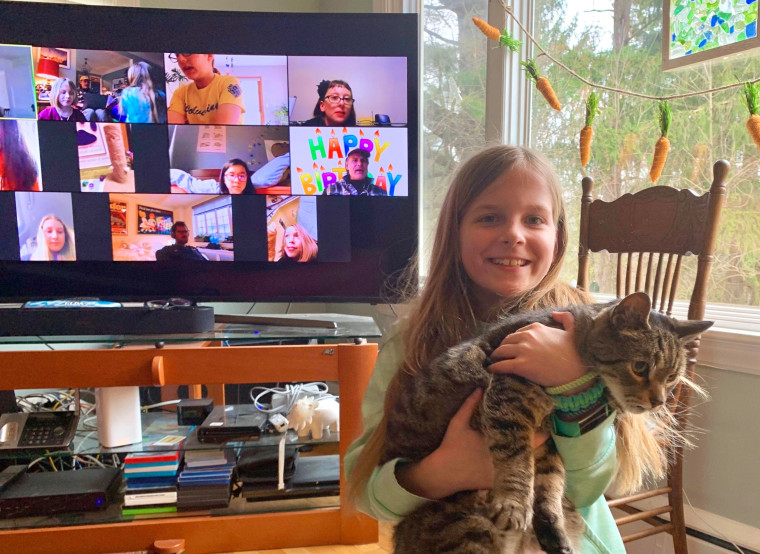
[137,205,173,235]
[39,46,70,69]
[663,0,759,70]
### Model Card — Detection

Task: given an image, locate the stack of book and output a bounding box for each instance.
[177,437,235,510]
[122,450,182,516]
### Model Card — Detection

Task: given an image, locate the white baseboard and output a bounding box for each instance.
[613,495,759,553]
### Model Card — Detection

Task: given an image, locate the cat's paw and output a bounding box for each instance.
[489,497,531,531]
[533,511,574,554]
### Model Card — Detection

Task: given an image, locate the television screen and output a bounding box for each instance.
[0,1,418,303]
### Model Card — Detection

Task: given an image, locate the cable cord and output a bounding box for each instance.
[250,382,337,414]
[682,489,749,554]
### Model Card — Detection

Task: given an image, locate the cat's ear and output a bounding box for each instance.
[611,292,652,330]
[675,319,714,344]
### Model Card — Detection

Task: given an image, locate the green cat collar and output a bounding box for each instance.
[544,372,596,395]
[550,379,605,413]
[552,401,610,437]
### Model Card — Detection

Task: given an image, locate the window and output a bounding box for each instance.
[531,0,760,310]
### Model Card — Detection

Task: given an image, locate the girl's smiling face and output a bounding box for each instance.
[58,85,74,108]
[283,226,303,259]
[458,166,558,312]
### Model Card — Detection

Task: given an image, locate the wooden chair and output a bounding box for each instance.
[577,160,730,554]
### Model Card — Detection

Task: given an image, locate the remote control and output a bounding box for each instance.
[0,465,26,493]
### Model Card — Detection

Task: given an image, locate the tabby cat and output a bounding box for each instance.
[383,292,712,554]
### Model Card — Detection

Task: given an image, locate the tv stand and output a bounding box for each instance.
[0,305,215,336]
[0,323,380,552]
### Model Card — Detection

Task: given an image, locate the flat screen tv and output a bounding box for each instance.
[0,1,418,303]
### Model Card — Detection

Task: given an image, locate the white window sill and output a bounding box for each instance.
[593,294,760,377]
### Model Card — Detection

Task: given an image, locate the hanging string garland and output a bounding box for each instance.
[471,1,760,168]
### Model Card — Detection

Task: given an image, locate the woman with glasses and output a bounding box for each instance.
[167,53,245,125]
[302,79,357,126]
[170,158,252,194]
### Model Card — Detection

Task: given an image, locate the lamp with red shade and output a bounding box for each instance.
[36,57,59,80]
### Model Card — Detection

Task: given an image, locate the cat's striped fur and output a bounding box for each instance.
[383,292,712,554]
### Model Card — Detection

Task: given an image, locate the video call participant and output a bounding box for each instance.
[322,148,387,196]
[302,79,356,127]
[277,223,318,263]
[0,120,40,191]
[38,78,87,122]
[155,221,208,261]
[29,215,76,261]
[167,54,245,125]
[170,158,253,194]
[119,61,166,123]
[77,75,107,122]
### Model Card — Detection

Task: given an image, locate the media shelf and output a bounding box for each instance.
[0,314,380,554]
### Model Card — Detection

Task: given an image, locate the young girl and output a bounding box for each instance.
[0,120,40,191]
[119,61,165,123]
[278,223,318,263]
[38,78,86,122]
[346,145,626,553]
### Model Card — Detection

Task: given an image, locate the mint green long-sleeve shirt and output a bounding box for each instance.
[344,331,625,554]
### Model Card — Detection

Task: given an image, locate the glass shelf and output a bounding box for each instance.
[0,313,381,346]
[0,412,338,462]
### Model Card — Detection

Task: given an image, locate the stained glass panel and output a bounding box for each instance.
[665,0,759,68]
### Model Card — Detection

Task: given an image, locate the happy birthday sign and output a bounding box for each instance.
[289,127,409,196]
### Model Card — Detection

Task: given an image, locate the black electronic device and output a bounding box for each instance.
[241,454,340,501]
[0,466,120,518]
[0,305,214,336]
[0,465,26,493]
[236,445,299,484]
[177,398,214,426]
[197,405,267,444]
[0,411,78,452]
[0,2,419,307]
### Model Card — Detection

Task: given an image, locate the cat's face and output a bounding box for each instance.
[583,292,713,414]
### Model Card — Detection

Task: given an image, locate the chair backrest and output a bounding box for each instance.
[577,159,729,418]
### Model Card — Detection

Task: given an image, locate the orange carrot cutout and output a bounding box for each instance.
[521,59,561,111]
[741,81,760,151]
[472,17,522,51]
[579,92,600,167]
[649,101,671,183]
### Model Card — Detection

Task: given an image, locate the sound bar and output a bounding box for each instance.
[0,306,215,336]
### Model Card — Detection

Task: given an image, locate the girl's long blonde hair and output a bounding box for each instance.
[121,61,159,123]
[348,144,671,504]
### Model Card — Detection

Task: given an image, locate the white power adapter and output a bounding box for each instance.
[269,413,289,433]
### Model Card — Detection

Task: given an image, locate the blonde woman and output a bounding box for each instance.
[30,214,76,261]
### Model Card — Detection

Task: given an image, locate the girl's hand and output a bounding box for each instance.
[396,389,549,500]
[488,312,587,387]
